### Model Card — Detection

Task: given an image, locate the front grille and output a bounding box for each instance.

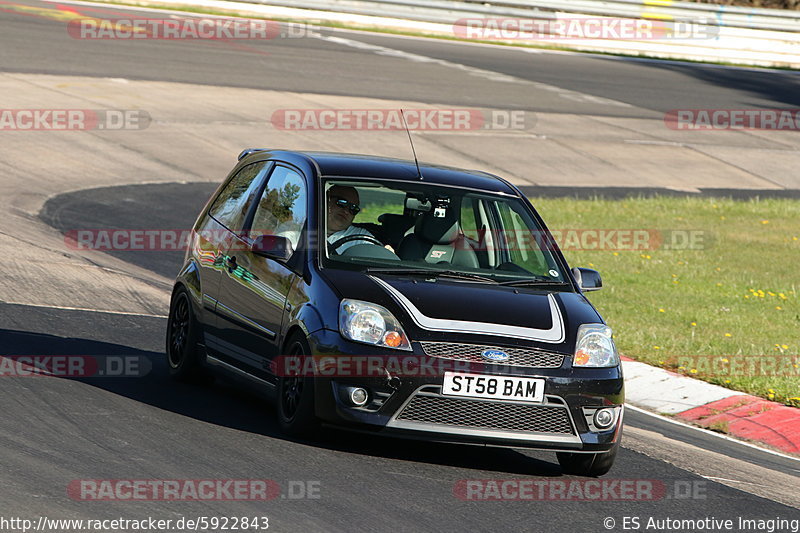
[396,395,575,434]
[419,341,565,368]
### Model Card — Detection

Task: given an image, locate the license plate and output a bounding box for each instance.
[442,372,545,403]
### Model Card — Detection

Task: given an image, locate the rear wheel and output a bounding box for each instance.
[557,441,619,477]
[165,287,205,382]
[277,334,319,437]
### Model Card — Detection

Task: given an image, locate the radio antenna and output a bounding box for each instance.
[400,109,423,180]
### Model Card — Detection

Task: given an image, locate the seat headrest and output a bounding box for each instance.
[378,213,416,233]
[417,212,459,244]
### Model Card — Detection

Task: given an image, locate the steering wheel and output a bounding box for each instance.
[329,233,385,252]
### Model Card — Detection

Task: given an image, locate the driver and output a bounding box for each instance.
[326,185,378,253]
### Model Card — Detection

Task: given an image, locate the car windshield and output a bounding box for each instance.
[320,178,568,284]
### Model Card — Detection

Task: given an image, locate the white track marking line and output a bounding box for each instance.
[317,34,631,107]
[591,52,800,74]
[46,0,632,106]
[47,0,794,75]
[700,476,767,487]
[3,309,795,462]
[323,26,800,75]
[625,403,800,464]
[0,301,167,319]
[318,34,521,84]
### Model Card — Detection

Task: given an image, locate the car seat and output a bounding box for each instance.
[397,211,480,267]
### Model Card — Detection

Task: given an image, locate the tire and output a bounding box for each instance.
[165,287,205,382]
[277,334,319,438]
[557,441,619,477]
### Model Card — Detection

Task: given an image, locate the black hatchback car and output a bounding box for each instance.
[167,149,624,476]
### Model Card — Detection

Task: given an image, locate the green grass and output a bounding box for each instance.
[531,196,800,407]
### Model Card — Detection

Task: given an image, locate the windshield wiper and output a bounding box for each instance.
[497,277,569,287]
[365,268,498,284]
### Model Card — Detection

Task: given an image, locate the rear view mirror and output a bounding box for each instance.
[251,234,293,261]
[572,267,602,292]
[405,197,431,212]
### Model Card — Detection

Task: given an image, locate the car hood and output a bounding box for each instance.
[322,269,603,351]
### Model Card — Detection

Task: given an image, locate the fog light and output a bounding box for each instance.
[594,408,615,429]
[345,386,369,407]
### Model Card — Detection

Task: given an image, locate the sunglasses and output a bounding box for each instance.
[331,197,361,215]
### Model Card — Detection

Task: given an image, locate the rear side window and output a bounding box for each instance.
[208,162,269,232]
[250,166,308,250]
[460,198,479,241]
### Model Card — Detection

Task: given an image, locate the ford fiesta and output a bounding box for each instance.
[166,149,624,476]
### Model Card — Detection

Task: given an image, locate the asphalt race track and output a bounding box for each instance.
[3,1,800,114]
[1,0,799,530]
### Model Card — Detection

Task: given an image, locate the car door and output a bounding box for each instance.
[213,164,308,377]
[199,160,272,350]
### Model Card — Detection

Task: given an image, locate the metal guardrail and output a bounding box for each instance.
[462,0,800,30]
[247,0,800,32]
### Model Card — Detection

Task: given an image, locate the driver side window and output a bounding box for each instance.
[496,202,548,275]
[251,165,307,251]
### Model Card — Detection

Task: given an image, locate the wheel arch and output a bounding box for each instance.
[282,324,308,351]
[282,301,326,351]
[172,260,205,322]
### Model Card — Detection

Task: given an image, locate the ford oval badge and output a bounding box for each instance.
[481,349,509,362]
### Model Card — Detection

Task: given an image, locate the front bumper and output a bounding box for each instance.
[307,329,624,452]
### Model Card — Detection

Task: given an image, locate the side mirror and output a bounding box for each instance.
[251,234,293,262]
[572,267,602,292]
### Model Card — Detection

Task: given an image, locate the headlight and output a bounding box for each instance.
[573,324,619,368]
[339,299,412,351]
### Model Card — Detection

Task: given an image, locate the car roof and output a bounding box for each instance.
[239,149,520,196]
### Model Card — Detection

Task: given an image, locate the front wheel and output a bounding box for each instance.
[557,441,619,477]
[277,334,319,438]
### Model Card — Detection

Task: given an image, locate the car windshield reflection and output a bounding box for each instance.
[320,179,567,283]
